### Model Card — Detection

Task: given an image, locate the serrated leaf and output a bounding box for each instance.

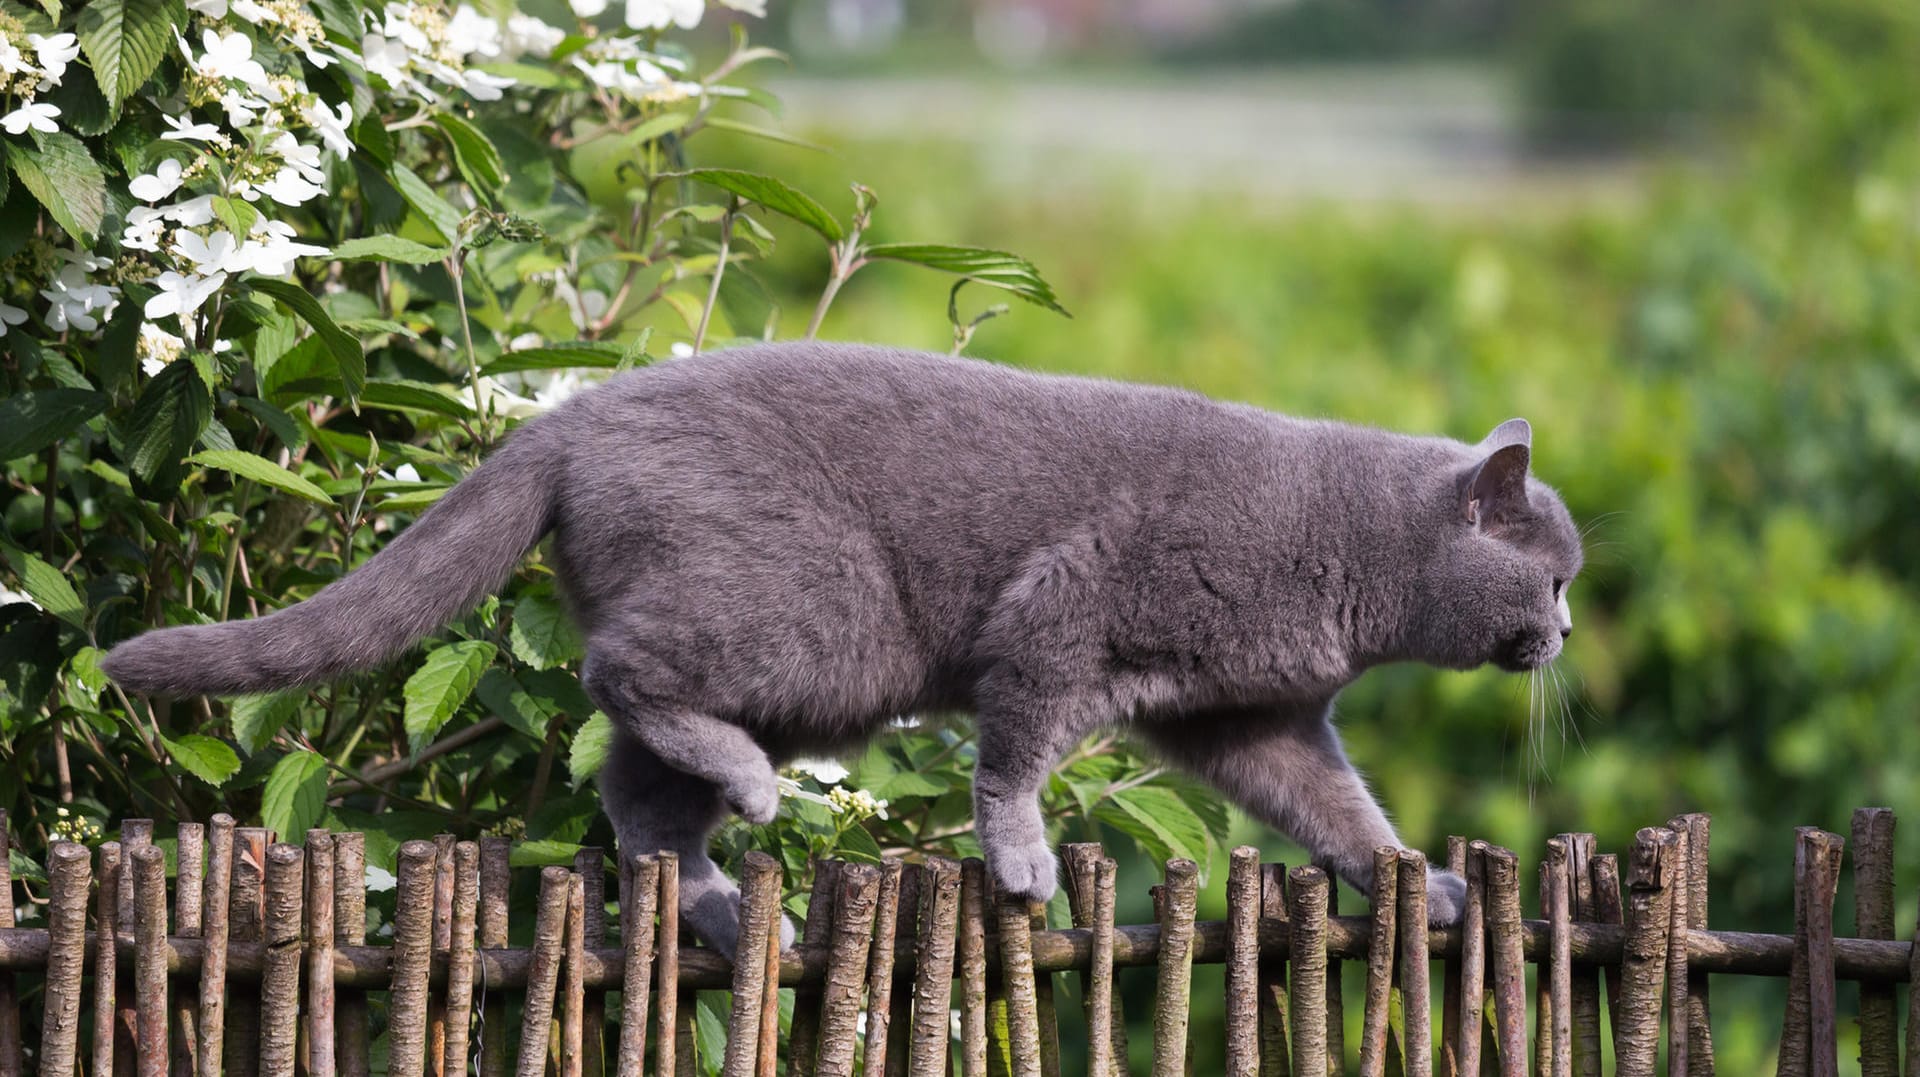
[479,342,626,376]
[10,130,107,244]
[186,449,335,506]
[402,641,495,755]
[0,546,86,628]
[122,361,211,485]
[567,711,611,790]
[671,168,843,242]
[76,0,181,101]
[392,163,462,245]
[862,243,1070,316]
[509,839,583,868]
[228,689,305,755]
[1094,785,1211,867]
[357,380,472,418]
[330,235,451,265]
[260,751,329,836]
[508,593,581,670]
[0,389,108,462]
[247,279,366,403]
[432,111,505,194]
[161,733,242,787]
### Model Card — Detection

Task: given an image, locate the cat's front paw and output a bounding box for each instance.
[1426,868,1468,926]
[726,773,780,825]
[988,842,1060,903]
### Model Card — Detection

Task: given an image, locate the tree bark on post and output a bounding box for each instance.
[131,845,169,1077]
[1456,843,1487,1077]
[444,842,479,1077]
[389,841,439,1077]
[41,843,90,1077]
[1357,847,1397,1077]
[172,822,204,1077]
[226,827,267,1077]
[562,873,586,1077]
[862,859,905,1076]
[572,848,607,1077]
[516,866,572,1077]
[615,856,659,1077]
[1562,833,1601,1077]
[93,841,122,1077]
[1398,850,1432,1077]
[1851,809,1895,1077]
[257,844,303,1077]
[1483,846,1526,1077]
[1287,866,1329,1077]
[653,853,682,1077]
[197,817,234,1077]
[1543,838,1572,1077]
[1440,836,1466,1077]
[1614,828,1676,1077]
[818,864,881,1077]
[1064,845,1127,1077]
[1226,847,1263,1077]
[788,858,841,1077]
[721,852,781,1077]
[304,832,336,1077]
[332,832,369,1077]
[958,859,989,1077]
[995,892,1045,1077]
[1152,859,1199,1077]
[476,836,511,1077]
[1260,863,1292,1077]
[1670,814,1714,1075]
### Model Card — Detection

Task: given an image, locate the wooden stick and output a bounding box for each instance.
[41,843,90,1077]
[1153,858,1199,1077]
[904,857,961,1077]
[572,848,606,1077]
[1481,846,1526,1077]
[173,822,204,1077]
[1287,866,1329,1077]
[0,812,16,1077]
[562,873,586,1077]
[757,875,782,1077]
[131,845,168,1077]
[227,827,268,1077]
[1326,874,1345,1076]
[1905,872,1920,1077]
[789,858,841,1077]
[198,817,234,1077]
[863,859,905,1075]
[995,892,1043,1077]
[305,832,336,1077]
[1064,844,1127,1076]
[1456,844,1487,1077]
[1543,839,1571,1077]
[616,856,660,1077]
[257,844,303,1077]
[1085,858,1119,1077]
[722,853,782,1077]
[673,986,696,1077]
[1259,863,1291,1077]
[817,863,881,1077]
[476,836,511,1077]
[444,843,479,1077]
[1664,824,1691,1077]
[1561,834,1600,1077]
[1853,809,1895,1077]
[1358,847,1398,1077]
[429,835,453,1077]
[1440,836,1465,1077]
[1614,827,1676,1077]
[1589,855,1623,1017]
[93,841,122,1077]
[1399,850,1433,1077]
[654,853,681,1077]
[1803,830,1843,1077]
[959,858,989,1077]
[332,832,369,1077]
[1782,828,1816,1077]
[1227,847,1262,1077]
[516,866,572,1077]
[120,820,154,1076]
[892,867,926,1077]
[390,840,439,1077]
[1673,815,1713,1075]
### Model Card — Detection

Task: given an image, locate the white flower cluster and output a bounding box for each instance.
[0,14,79,133]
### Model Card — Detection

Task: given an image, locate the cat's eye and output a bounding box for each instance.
[1551,577,1565,595]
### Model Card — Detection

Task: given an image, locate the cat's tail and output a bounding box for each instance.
[102,421,563,697]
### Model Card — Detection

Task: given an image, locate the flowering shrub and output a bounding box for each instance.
[0,0,1231,964]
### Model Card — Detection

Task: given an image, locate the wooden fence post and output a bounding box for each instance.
[1543,838,1571,1077]
[819,864,882,1077]
[1358,847,1397,1077]
[616,856,660,1077]
[1852,809,1895,1077]
[42,842,90,1077]
[1483,846,1525,1077]
[1456,842,1487,1077]
[1287,865,1329,1077]
[172,821,204,1077]
[1615,828,1676,1077]
[304,832,336,1077]
[332,831,369,1077]
[958,859,989,1077]
[130,844,168,1077]
[722,853,783,1077]
[92,841,121,1077]
[1227,847,1263,1077]
[1153,859,1199,1077]
[258,844,303,1077]
[1399,850,1433,1077]
[517,866,572,1077]
[445,842,480,1077]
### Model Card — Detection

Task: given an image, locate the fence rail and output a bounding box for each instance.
[0,807,1904,1075]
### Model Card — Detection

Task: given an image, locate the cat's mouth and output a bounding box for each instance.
[1495,633,1562,671]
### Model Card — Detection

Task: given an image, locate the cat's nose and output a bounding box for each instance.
[1559,626,1572,640]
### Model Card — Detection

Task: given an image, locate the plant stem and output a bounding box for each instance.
[804,251,861,339]
[218,480,254,621]
[40,442,58,559]
[692,207,734,354]
[447,251,489,436]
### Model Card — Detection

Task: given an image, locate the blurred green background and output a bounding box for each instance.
[701,0,1920,1069]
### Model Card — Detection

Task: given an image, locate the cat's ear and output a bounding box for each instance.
[1461,442,1531,526]
[1478,417,1532,452]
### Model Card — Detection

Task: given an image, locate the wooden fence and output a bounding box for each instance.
[0,807,1908,1076]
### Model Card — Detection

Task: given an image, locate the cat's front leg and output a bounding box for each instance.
[972,688,1091,904]
[1139,704,1467,925]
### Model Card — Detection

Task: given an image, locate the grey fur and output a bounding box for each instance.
[104,342,1584,956]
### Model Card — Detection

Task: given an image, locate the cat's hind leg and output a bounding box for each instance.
[597,728,794,958]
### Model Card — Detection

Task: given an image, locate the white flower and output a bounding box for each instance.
[789,759,850,784]
[159,114,223,142]
[27,33,79,85]
[40,266,118,333]
[218,88,267,126]
[459,67,513,101]
[0,302,28,337]
[390,463,421,483]
[0,584,38,609]
[186,0,228,16]
[668,341,693,359]
[0,38,28,77]
[137,323,187,376]
[502,14,564,58]
[58,246,112,274]
[129,159,186,202]
[380,4,434,52]
[268,132,326,183]
[184,29,272,94]
[569,0,607,18]
[123,207,169,252]
[230,0,271,22]
[301,98,354,157]
[359,32,417,89]
[166,195,218,227]
[255,167,325,206]
[172,229,242,272]
[144,270,227,320]
[235,233,329,275]
[446,5,502,59]
[1,102,60,135]
[624,0,702,31]
[717,0,767,15]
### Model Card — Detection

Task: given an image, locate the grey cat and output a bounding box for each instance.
[104,342,1582,957]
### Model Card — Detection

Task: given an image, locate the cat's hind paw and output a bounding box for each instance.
[1426,867,1468,926]
[988,842,1060,904]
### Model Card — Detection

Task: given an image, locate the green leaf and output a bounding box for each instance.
[247,279,366,403]
[10,130,107,244]
[1094,785,1211,867]
[671,169,843,242]
[161,733,242,787]
[432,112,505,194]
[329,235,451,265]
[0,546,86,628]
[862,243,1070,316]
[227,689,305,755]
[211,196,260,240]
[186,449,335,507]
[375,486,450,513]
[0,389,108,463]
[76,0,182,101]
[509,839,583,868]
[508,593,582,670]
[357,380,473,419]
[260,751,329,837]
[567,711,612,790]
[619,109,694,147]
[700,116,825,151]
[479,342,626,376]
[392,163,463,245]
[121,360,212,486]
[402,641,496,755]
[833,821,884,863]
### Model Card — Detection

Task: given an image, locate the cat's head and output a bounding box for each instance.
[1410,418,1583,672]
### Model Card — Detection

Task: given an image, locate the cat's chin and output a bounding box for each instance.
[1492,635,1562,671]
